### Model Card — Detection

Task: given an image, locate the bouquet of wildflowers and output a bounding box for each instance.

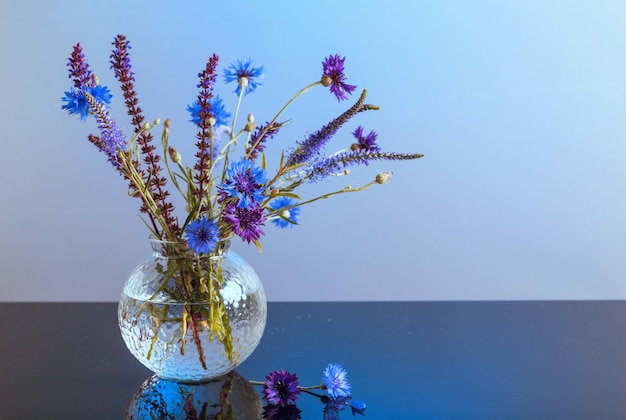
[62,35,422,365]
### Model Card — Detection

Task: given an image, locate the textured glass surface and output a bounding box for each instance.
[118,245,267,382]
[125,371,262,419]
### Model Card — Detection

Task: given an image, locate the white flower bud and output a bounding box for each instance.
[375,171,393,184]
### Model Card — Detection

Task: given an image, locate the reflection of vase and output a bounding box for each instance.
[125,371,263,419]
[118,238,267,382]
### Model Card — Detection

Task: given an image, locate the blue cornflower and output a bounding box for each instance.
[322,363,351,398]
[218,159,267,208]
[262,369,301,406]
[61,85,112,121]
[270,197,300,229]
[321,55,356,101]
[187,96,231,128]
[224,58,264,96]
[352,126,380,152]
[184,216,219,254]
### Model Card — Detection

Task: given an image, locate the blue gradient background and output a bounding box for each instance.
[2,0,626,301]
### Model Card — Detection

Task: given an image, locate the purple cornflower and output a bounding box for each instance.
[222,203,265,244]
[224,58,264,96]
[184,216,219,254]
[262,369,301,406]
[321,55,356,101]
[322,363,351,398]
[61,85,112,121]
[352,126,380,152]
[270,197,300,229]
[218,159,267,208]
[187,96,231,128]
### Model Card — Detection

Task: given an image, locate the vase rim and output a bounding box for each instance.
[148,235,232,258]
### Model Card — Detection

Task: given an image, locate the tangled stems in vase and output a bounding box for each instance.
[62,35,423,365]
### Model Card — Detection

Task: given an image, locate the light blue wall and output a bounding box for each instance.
[2,0,626,301]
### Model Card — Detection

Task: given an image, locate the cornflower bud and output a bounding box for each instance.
[168,147,181,164]
[164,118,171,129]
[153,118,160,126]
[376,171,393,184]
[247,113,255,123]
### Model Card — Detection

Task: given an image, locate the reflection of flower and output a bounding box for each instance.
[262,369,301,406]
[322,363,352,398]
[263,403,302,420]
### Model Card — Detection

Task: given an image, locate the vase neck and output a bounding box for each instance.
[149,237,231,259]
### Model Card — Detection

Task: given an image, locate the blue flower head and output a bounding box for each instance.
[187,95,231,128]
[322,363,352,398]
[224,58,264,96]
[270,197,300,229]
[184,216,219,254]
[218,159,267,208]
[61,85,112,121]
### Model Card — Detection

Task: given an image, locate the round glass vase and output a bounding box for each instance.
[118,238,267,382]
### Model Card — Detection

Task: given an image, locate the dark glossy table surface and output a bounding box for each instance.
[2,301,626,419]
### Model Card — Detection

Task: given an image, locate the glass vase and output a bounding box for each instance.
[118,238,267,382]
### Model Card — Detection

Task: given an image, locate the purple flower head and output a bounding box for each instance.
[184,216,219,254]
[187,96,231,128]
[322,363,351,398]
[321,55,357,101]
[218,159,267,208]
[224,58,264,96]
[222,203,265,244]
[270,197,300,229]
[61,85,112,121]
[352,126,380,152]
[262,369,301,406]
